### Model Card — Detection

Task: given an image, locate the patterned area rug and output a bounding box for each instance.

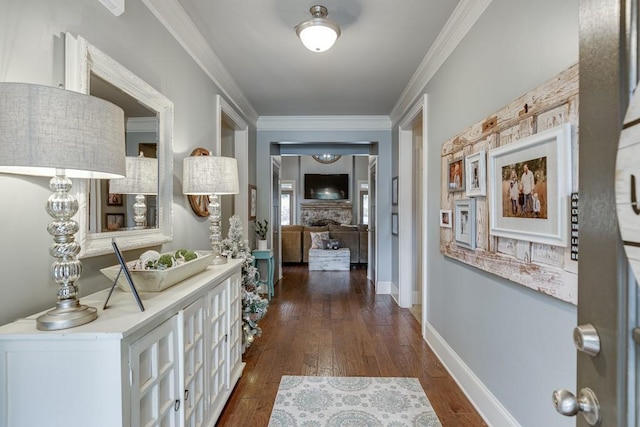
[268,376,442,427]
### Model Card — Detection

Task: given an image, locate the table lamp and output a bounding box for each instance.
[0,82,125,331]
[183,154,239,264]
[109,152,158,228]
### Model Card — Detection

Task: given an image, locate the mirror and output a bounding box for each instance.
[65,33,173,256]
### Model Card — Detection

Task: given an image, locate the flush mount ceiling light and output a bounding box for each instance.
[312,154,341,164]
[295,5,341,53]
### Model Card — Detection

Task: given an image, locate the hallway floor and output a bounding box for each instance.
[217,264,486,426]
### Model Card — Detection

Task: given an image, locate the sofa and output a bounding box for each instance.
[282,223,368,264]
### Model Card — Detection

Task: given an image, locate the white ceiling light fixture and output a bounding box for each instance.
[295,5,341,53]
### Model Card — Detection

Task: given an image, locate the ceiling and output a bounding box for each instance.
[174,0,461,117]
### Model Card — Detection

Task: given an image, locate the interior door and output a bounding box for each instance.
[552,1,637,425]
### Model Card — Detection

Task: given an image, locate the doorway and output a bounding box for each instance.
[216,95,249,239]
[368,158,377,283]
[397,95,428,334]
[271,158,281,281]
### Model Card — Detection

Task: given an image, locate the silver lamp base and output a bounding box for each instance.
[36,299,98,331]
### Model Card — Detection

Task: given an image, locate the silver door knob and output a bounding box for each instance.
[573,323,600,356]
[552,387,600,425]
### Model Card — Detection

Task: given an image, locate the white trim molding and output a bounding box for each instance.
[390,0,493,124]
[424,322,520,427]
[257,116,392,132]
[126,117,157,133]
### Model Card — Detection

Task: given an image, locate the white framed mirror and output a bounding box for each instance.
[65,33,173,256]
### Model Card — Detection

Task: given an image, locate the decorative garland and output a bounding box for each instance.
[221,214,269,347]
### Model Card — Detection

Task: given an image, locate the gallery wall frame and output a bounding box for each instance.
[488,123,572,247]
[439,209,452,228]
[454,199,476,250]
[439,64,579,304]
[448,158,465,192]
[465,150,486,197]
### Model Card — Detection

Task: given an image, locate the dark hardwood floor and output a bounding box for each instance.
[217,264,486,426]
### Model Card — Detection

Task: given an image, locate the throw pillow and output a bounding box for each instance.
[322,239,342,250]
[310,231,329,249]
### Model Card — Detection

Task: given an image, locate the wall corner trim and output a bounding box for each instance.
[424,322,521,427]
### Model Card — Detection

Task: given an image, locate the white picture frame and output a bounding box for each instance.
[488,123,572,246]
[454,199,476,250]
[439,209,452,228]
[465,150,486,196]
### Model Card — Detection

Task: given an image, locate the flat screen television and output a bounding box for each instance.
[304,174,349,200]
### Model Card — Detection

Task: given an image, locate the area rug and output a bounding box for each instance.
[268,376,442,426]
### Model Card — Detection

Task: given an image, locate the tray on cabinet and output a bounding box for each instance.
[100,251,213,292]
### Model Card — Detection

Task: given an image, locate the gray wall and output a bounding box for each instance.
[408,0,579,425]
[0,0,255,325]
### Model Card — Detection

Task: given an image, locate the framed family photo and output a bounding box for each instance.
[454,199,475,249]
[447,158,465,192]
[488,123,572,246]
[465,150,486,196]
[439,209,452,228]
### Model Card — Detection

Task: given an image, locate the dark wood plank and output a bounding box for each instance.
[216,264,485,426]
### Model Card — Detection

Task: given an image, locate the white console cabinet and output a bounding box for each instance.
[0,260,244,427]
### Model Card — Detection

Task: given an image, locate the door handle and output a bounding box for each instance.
[552,387,600,425]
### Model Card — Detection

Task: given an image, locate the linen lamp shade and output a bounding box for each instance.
[0,82,125,179]
[109,154,158,195]
[183,155,239,195]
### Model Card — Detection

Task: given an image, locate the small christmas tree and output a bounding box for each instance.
[221,215,268,348]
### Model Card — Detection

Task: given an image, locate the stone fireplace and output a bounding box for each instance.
[300,202,353,226]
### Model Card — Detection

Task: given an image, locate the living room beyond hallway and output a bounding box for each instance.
[217,265,486,426]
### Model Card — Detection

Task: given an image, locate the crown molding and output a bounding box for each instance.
[141,0,490,128]
[390,0,493,125]
[257,116,392,132]
[140,0,259,125]
[126,117,157,133]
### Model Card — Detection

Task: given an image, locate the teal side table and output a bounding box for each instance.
[252,249,274,299]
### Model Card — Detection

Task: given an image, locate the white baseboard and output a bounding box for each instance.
[376,281,392,294]
[424,322,520,427]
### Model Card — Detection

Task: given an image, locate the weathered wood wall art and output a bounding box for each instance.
[617,81,640,284]
[440,64,579,304]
